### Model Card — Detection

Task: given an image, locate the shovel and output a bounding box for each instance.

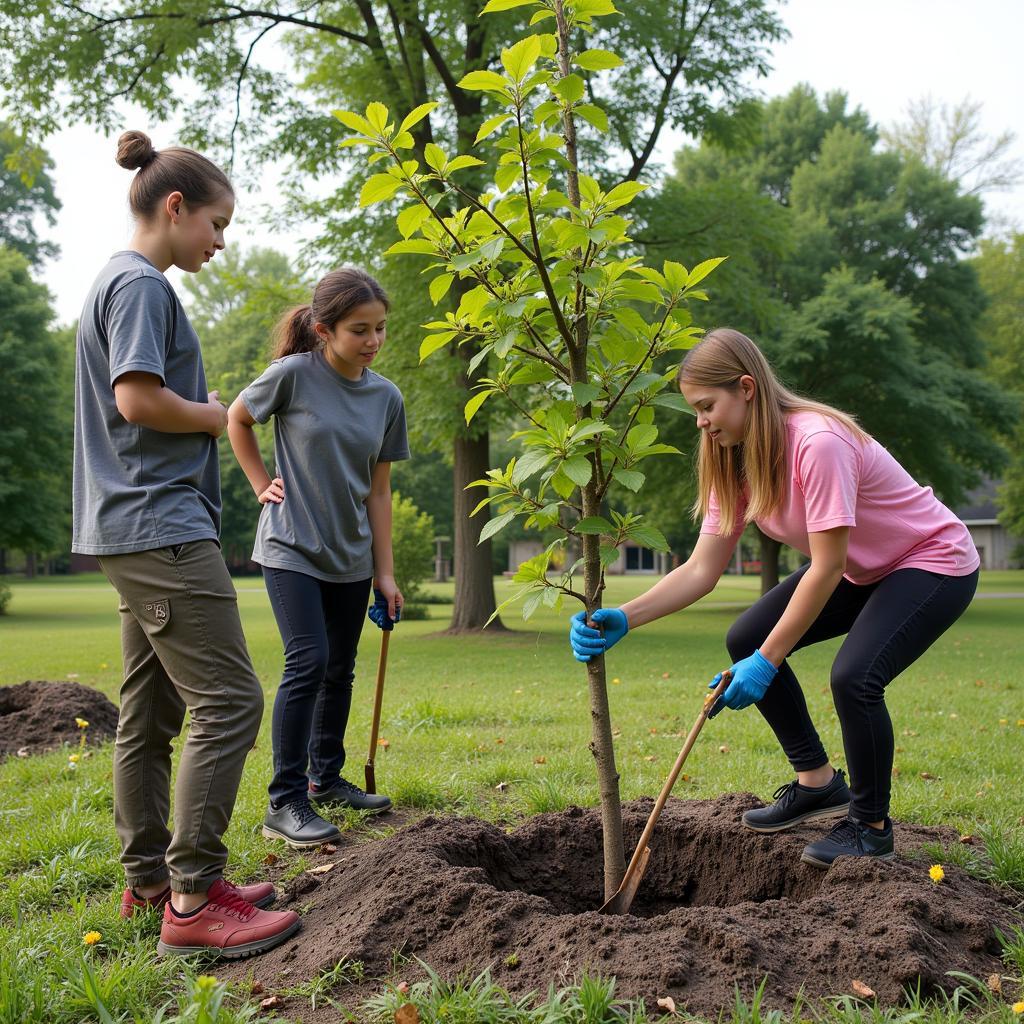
[599,669,731,915]
[364,630,390,795]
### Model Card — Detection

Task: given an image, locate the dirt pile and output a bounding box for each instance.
[232,794,1021,1019]
[0,680,119,757]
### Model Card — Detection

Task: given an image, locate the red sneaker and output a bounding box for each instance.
[121,878,276,918]
[157,879,300,960]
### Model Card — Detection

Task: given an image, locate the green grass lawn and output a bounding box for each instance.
[1,571,1022,1023]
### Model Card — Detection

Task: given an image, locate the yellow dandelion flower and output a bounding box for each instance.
[929,864,945,884]
[83,931,102,945]
[68,753,80,764]
[75,717,89,729]
[1017,719,1024,727]
[196,975,218,991]
[1013,1001,1024,1014]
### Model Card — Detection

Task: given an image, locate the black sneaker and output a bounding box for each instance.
[801,816,895,868]
[262,798,342,849]
[741,769,851,832]
[309,777,392,814]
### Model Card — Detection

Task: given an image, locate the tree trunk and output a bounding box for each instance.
[447,431,505,632]
[758,529,781,595]
[25,552,36,579]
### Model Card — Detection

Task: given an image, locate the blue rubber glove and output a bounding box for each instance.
[707,649,777,718]
[367,588,400,631]
[569,608,629,663]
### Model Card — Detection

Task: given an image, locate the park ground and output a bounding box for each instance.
[0,572,1022,1022]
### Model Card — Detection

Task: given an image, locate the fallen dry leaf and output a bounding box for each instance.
[495,781,510,792]
[319,843,339,854]
[495,737,505,744]
[661,672,671,679]
[644,755,655,762]
[307,863,335,875]
[649,727,658,735]
[534,756,547,764]
[657,995,677,1013]
[394,1004,420,1024]
[959,834,975,845]
[263,852,280,866]
[260,995,286,1009]
[718,745,729,754]
[377,738,390,749]
[396,981,409,994]
[851,980,875,999]
[16,747,29,758]
[920,771,937,780]
[680,773,690,781]
[612,728,622,737]
[250,981,265,995]
[987,973,1002,993]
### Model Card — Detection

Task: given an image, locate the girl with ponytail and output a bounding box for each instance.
[72,131,300,959]
[568,328,979,868]
[228,267,409,848]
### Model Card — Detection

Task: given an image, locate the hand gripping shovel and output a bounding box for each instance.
[599,670,731,915]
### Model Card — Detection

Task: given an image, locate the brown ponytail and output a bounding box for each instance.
[116,130,233,221]
[272,267,389,359]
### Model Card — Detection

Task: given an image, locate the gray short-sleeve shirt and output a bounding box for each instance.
[240,349,410,582]
[72,252,220,555]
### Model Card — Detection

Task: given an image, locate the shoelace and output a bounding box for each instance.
[336,778,365,796]
[207,886,257,922]
[824,816,860,847]
[289,799,321,827]
[770,781,797,805]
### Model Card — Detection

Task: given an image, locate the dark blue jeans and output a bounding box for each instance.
[726,564,979,821]
[263,567,372,807]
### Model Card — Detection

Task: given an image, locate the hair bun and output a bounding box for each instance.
[116,130,157,171]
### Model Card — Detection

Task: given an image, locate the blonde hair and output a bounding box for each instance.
[677,328,869,533]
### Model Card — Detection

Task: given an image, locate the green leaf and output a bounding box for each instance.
[429,273,454,305]
[574,49,622,71]
[687,256,727,288]
[600,544,621,567]
[480,510,517,543]
[509,363,556,385]
[553,74,585,103]
[522,589,545,621]
[332,110,374,135]
[612,467,645,492]
[626,424,658,449]
[495,163,521,192]
[575,516,614,535]
[424,143,447,172]
[571,382,601,405]
[530,8,556,22]
[397,204,432,239]
[482,0,540,10]
[549,467,576,499]
[662,260,687,291]
[650,392,691,412]
[392,132,415,150]
[627,524,669,551]
[502,35,542,82]
[623,372,663,397]
[464,388,495,425]
[561,454,592,487]
[458,70,510,92]
[512,448,553,486]
[574,104,608,131]
[446,155,486,173]
[602,180,648,211]
[399,102,439,135]
[576,0,620,14]
[365,101,389,132]
[616,280,662,303]
[385,239,436,256]
[476,114,513,143]
[359,174,403,207]
[419,331,457,361]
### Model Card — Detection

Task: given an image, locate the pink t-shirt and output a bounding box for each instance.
[700,411,979,585]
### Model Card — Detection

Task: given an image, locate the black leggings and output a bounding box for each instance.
[728,564,978,821]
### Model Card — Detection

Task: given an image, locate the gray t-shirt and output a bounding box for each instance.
[72,251,220,555]
[241,350,409,582]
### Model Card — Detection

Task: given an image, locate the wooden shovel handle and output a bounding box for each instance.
[617,669,732,892]
[365,630,389,771]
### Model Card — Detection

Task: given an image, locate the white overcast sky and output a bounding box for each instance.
[33,0,1024,325]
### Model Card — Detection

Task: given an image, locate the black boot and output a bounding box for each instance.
[741,769,851,832]
[309,777,392,814]
[262,798,342,848]
[801,816,895,868]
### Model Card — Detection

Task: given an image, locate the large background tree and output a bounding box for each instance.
[636,85,1017,589]
[0,123,60,267]
[0,0,785,629]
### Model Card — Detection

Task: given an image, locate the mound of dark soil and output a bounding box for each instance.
[230,794,1021,1020]
[0,680,119,757]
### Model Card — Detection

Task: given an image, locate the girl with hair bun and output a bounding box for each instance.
[568,328,979,867]
[72,131,300,959]
[228,267,409,848]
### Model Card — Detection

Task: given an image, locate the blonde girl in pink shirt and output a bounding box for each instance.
[569,329,979,867]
